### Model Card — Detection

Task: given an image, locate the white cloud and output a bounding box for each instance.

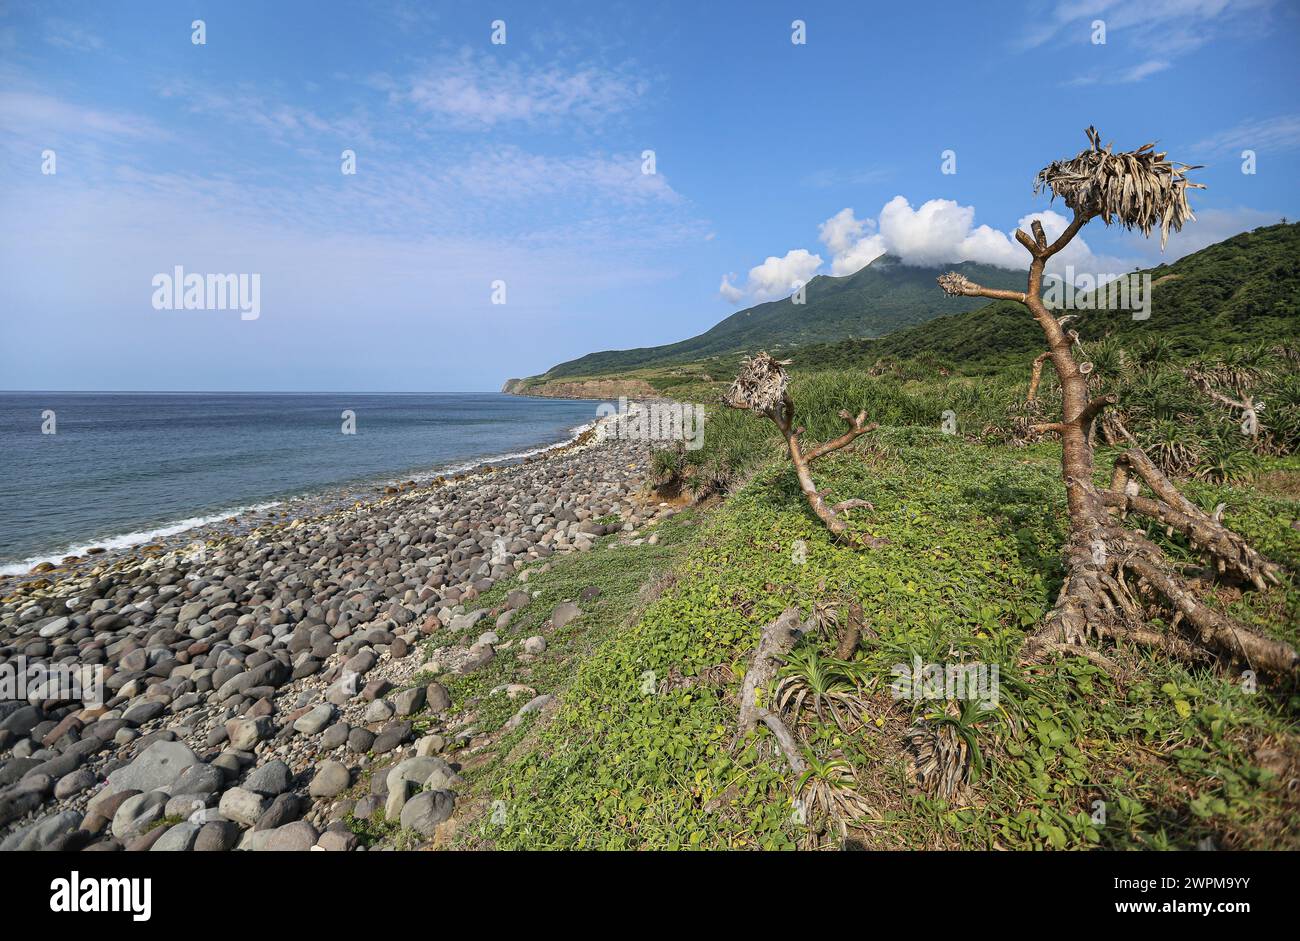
[809,197,1135,282]
[720,249,823,303]
[400,50,646,128]
[818,208,871,256]
[829,234,887,276]
[747,250,824,301]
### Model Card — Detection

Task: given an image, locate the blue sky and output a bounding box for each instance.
[1,0,1297,392]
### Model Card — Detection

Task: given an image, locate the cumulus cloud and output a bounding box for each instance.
[817,197,1130,279]
[719,193,1164,304]
[746,250,823,301]
[719,250,822,303]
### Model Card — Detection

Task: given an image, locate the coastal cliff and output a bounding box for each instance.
[501,376,659,400]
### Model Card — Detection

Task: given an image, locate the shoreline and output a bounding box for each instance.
[0,413,606,585]
[0,420,672,849]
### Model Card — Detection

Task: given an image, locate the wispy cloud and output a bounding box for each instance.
[802,165,893,188]
[0,88,164,150]
[1021,0,1280,84]
[158,80,376,150]
[392,49,648,128]
[1067,58,1173,85]
[1021,0,1276,50]
[44,20,104,53]
[1189,114,1300,156]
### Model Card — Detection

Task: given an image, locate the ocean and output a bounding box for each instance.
[0,392,601,574]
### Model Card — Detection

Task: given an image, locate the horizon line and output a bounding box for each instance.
[0,390,513,396]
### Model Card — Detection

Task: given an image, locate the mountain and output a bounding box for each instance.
[536,255,1026,379]
[786,222,1300,373]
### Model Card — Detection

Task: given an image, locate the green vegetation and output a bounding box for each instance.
[775,222,1300,373]
[459,222,1300,851]
[515,222,1299,397]
[457,432,1299,849]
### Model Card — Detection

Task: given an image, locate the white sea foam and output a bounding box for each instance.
[413,418,601,480]
[0,418,604,577]
[0,502,284,576]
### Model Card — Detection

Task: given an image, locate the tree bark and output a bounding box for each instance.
[737,608,810,774]
[764,396,883,548]
[941,209,1295,676]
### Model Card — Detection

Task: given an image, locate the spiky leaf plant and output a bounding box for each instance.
[776,646,870,732]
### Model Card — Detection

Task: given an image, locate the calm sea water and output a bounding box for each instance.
[0,392,601,573]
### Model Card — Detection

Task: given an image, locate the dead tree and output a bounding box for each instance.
[1026,351,1053,403]
[737,607,810,774]
[1185,366,1265,439]
[938,127,1295,676]
[723,353,883,547]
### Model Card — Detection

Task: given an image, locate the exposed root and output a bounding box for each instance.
[738,607,807,736]
[834,600,865,660]
[736,608,812,776]
[1022,526,1296,676]
[1111,448,1281,590]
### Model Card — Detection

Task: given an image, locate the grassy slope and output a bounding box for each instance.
[455,223,1300,850]
[449,433,1300,850]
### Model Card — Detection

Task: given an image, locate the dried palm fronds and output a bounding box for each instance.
[1034,126,1204,248]
[722,352,791,414]
[1184,362,1268,396]
[936,271,976,297]
[905,717,971,801]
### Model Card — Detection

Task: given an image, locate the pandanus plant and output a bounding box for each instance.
[722,353,882,546]
[937,127,1295,676]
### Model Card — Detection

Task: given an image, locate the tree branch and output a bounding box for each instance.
[1026,351,1053,403]
[1074,392,1118,426]
[936,271,1027,303]
[1042,209,1094,260]
[803,409,878,462]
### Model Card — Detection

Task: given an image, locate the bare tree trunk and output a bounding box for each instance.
[765,395,884,548]
[1026,351,1053,403]
[940,214,1296,676]
[737,608,810,775]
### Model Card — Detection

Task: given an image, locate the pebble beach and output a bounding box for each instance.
[0,419,677,851]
